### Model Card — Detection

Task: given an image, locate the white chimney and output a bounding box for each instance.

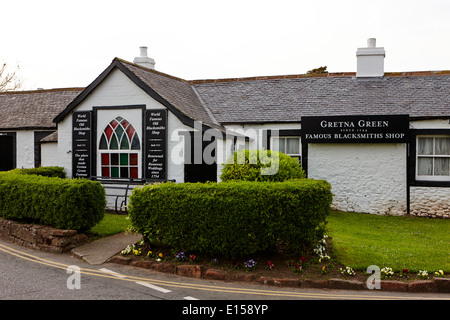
[356,38,385,78]
[133,46,155,70]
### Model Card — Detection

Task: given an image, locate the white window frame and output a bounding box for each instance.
[416,135,450,181]
[271,136,301,161]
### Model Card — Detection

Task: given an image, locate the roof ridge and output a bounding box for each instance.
[191,85,220,126]
[189,72,356,84]
[0,87,84,95]
[114,57,191,84]
[190,70,450,84]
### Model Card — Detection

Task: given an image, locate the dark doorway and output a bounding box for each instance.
[34,131,55,168]
[0,133,16,171]
[184,131,217,183]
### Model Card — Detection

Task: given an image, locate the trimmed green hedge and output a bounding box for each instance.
[10,166,67,179]
[129,179,332,257]
[0,172,105,231]
[220,150,306,182]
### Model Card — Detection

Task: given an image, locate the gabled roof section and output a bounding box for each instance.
[53,58,223,132]
[0,88,83,130]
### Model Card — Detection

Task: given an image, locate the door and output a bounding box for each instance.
[0,134,15,171]
[184,131,217,183]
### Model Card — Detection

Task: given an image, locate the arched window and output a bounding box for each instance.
[99,116,141,178]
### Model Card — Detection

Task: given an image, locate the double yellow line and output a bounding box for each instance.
[0,242,446,300]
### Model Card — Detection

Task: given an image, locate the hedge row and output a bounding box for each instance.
[10,166,67,179]
[0,171,105,231]
[129,179,332,257]
[220,150,306,182]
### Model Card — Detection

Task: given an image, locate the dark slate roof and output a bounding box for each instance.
[119,60,220,128]
[192,72,450,123]
[0,88,84,130]
[49,58,450,128]
[54,58,225,133]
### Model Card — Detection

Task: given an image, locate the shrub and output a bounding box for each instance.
[0,172,105,231]
[129,179,332,257]
[10,166,67,179]
[220,150,305,182]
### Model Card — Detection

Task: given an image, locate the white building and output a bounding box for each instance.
[2,41,450,218]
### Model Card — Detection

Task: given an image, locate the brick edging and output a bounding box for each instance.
[108,255,450,294]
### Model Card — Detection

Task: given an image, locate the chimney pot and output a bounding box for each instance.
[133,46,156,70]
[139,46,148,57]
[356,38,385,78]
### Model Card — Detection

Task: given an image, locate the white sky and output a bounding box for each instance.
[2,0,450,90]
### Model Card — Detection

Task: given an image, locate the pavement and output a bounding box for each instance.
[71,232,142,265]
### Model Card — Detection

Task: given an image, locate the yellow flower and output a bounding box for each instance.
[158,253,163,258]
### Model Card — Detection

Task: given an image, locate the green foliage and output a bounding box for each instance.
[129,179,332,257]
[307,66,328,74]
[0,172,105,231]
[220,150,306,182]
[10,166,67,179]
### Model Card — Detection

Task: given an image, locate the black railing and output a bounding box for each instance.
[89,176,175,214]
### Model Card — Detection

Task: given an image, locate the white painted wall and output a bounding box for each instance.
[16,130,35,168]
[57,68,192,182]
[308,143,407,215]
[41,142,59,167]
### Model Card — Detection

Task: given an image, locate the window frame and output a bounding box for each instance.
[93,105,145,180]
[99,116,142,179]
[409,129,450,187]
[271,136,302,160]
[416,135,450,182]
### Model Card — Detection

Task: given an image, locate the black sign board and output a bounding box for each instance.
[72,111,92,178]
[301,115,409,143]
[145,109,167,180]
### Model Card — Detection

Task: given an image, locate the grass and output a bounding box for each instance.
[327,211,450,272]
[89,213,132,238]
[89,211,450,273]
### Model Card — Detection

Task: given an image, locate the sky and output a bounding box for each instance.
[1,0,450,90]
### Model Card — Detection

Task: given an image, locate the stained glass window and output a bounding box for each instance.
[100,117,140,178]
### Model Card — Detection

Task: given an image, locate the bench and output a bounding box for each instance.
[89,176,175,214]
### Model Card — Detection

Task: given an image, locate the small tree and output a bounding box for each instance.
[0,61,22,92]
[307,66,328,74]
[220,149,306,182]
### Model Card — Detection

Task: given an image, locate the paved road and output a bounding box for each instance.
[0,238,448,316]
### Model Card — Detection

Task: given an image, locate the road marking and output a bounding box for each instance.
[99,268,127,278]
[184,296,199,300]
[135,281,172,293]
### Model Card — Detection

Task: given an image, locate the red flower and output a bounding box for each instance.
[300,256,306,263]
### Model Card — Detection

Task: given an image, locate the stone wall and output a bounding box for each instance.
[0,218,88,253]
[410,187,450,218]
